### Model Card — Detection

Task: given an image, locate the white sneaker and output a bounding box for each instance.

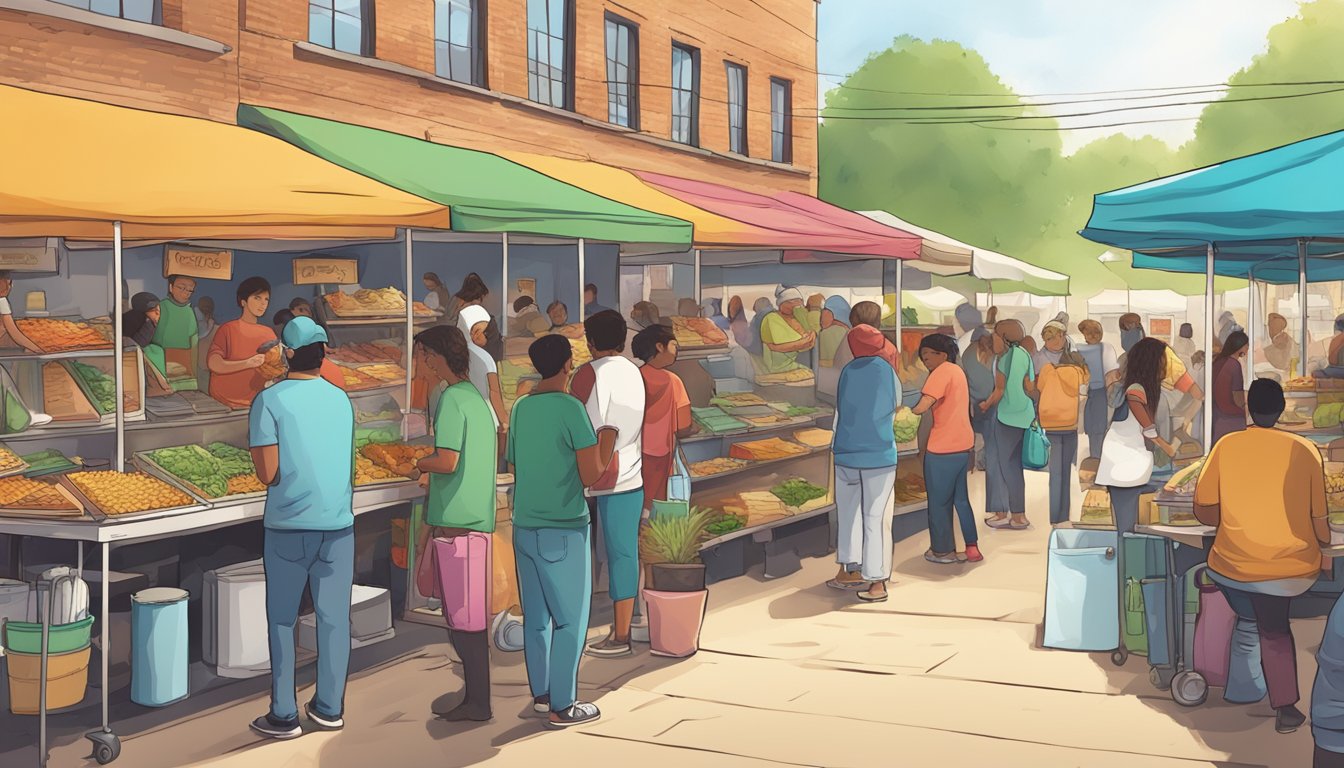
[547,701,601,729]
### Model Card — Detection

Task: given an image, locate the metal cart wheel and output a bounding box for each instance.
[87,729,120,764]
[1111,649,1128,667]
[1150,666,1175,690]
[1171,670,1208,707]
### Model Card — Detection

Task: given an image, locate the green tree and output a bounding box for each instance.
[1186,0,1344,167]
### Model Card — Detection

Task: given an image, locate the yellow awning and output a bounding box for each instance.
[496,152,759,247]
[0,85,450,240]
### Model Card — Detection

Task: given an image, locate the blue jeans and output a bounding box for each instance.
[1047,431,1078,525]
[264,527,354,722]
[514,526,592,711]
[595,490,643,602]
[925,451,975,553]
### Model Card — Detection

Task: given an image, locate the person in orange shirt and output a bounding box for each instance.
[208,277,276,408]
[1034,317,1089,526]
[1194,379,1330,735]
[631,324,693,513]
[914,333,980,564]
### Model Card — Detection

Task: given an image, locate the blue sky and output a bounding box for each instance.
[818,0,1302,152]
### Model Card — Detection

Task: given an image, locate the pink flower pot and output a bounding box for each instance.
[643,589,708,658]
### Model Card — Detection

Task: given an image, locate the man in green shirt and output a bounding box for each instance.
[505,334,615,729]
[153,275,200,390]
[413,325,498,723]
[760,287,816,374]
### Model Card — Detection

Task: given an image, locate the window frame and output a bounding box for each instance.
[603,12,640,131]
[670,41,701,147]
[51,0,162,24]
[433,0,488,88]
[725,60,748,156]
[308,0,376,57]
[770,76,793,165]
[526,0,577,111]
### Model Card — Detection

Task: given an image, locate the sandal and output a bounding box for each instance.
[1008,519,1031,530]
[857,589,888,603]
[826,577,867,591]
[986,517,1015,529]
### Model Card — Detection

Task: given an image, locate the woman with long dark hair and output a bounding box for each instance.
[980,319,1036,530]
[1097,337,1177,532]
[1212,331,1250,445]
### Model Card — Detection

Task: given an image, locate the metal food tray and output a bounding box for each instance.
[132,451,268,504]
[0,480,85,519]
[57,473,210,522]
[0,444,31,480]
[322,294,437,319]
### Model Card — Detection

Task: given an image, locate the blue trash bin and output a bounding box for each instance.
[1043,529,1119,651]
[131,587,189,707]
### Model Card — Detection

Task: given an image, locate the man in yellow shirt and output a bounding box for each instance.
[1194,379,1329,734]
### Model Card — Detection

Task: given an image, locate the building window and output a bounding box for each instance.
[52,0,160,24]
[725,62,748,155]
[671,42,700,146]
[435,0,485,87]
[527,0,573,109]
[309,0,374,56]
[771,77,793,164]
[604,14,639,129]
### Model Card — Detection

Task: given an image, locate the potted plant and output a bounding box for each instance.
[640,507,714,658]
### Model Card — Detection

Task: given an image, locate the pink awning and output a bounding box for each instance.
[631,171,922,259]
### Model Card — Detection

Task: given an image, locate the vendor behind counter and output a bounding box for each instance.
[123,291,166,376]
[207,277,276,409]
[153,275,200,389]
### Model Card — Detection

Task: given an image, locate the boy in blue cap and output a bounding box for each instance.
[247,315,356,739]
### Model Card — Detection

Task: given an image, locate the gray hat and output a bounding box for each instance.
[955,303,982,331]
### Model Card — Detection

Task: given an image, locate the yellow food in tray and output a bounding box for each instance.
[792,428,834,448]
[226,474,267,495]
[325,287,424,317]
[0,445,25,474]
[360,443,433,477]
[755,368,815,385]
[1285,376,1317,392]
[688,457,750,477]
[670,316,729,348]
[355,455,399,485]
[354,363,407,383]
[729,437,809,461]
[67,471,193,516]
[16,318,112,353]
[0,477,77,510]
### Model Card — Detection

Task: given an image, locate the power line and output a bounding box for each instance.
[821,77,1344,99]
[975,116,1201,132]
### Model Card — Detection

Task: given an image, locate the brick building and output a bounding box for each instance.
[0,0,817,195]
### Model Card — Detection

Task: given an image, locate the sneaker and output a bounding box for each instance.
[965,544,984,563]
[585,634,633,658]
[250,714,301,740]
[304,701,344,731]
[1277,705,1307,734]
[630,620,650,644]
[924,550,958,565]
[533,695,551,714]
[547,701,601,729]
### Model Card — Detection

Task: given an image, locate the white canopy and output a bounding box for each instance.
[1087,289,1188,314]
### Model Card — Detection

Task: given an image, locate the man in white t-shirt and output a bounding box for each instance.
[568,309,645,659]
[464,316,506,430]
[955,304,982,360]
[0,272,41,354]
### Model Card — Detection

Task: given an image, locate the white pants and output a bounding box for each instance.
[835,465,897,582]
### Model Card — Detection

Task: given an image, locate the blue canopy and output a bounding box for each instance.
[1081,129,1344,256]
[1130,249,1344,285]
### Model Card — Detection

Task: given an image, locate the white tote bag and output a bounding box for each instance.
[1095,389,1153,488]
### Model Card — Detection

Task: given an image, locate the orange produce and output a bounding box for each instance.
[360,443,433,478]
[16,318,111,353]
[67,471,192,515]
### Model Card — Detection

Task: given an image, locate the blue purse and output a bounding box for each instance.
[1023,418,1051,470]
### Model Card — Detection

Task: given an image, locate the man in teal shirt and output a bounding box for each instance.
[153,275,200,390]
[505,334,614,729]
[413,325,497,722]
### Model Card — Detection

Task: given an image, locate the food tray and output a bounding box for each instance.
[323,291,437,319]
[58,473,209,521]
[132,451,267,504]
[0,478,85,519]
[15,317,113,354]
[0,442,30,479]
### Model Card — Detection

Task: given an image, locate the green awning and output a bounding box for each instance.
[237,105,692,244]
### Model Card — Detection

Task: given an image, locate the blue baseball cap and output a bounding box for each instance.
[281,316,328,349]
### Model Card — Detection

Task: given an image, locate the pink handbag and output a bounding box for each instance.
[431,533,493,633]
[1192,567,1235,688]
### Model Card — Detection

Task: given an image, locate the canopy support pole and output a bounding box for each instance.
[693,249,702,304]
[501,233,509,337]
[894,262,904,350]
[1248,275,1258,380]
[1203,243,1214,452]
[113,221,125,472]
[1299,238,1309,377]
[577,238,586,322]
[404,229,414,416]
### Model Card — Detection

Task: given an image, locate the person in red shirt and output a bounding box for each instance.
[631,324,694,512]
[208,277,276,408]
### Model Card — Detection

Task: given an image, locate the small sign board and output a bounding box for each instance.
[1149,317,1173,342]
[164,246,233,280]
[293,258,358,286]
[0,238,63,272]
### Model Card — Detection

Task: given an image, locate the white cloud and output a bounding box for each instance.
[819,0,1303,152]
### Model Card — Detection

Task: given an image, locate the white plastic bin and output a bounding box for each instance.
[0,578,32,655]
[298,585,394,652]
[1043,529,1119,651]
[202,560,269,679]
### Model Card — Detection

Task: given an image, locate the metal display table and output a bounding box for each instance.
[0,481,422,764]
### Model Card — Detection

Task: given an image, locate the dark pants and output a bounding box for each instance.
[1108,485,1144,534]
[991,419,1026,514]
[1084,390,1108,459]
[1219,585,1300,709]
[1046,431,1078,525]
[925,451,976,553]
[1317,746,1344,768]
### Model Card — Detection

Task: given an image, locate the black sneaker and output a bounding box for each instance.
[547,701,601,729]
[1277,705,1307,734]
[304,701,344,731]
[532,695,551,714]
[250,714,301,740]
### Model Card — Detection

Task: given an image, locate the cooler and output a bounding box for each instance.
[1043,528,1118,651]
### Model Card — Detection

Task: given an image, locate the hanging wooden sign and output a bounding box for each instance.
[164,246,233,280]
[293,258,359,286]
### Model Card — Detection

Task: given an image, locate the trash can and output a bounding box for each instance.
[130,587,188,707]
[1043,529,1118,651]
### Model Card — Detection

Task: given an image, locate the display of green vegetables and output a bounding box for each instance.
[770,478,828,508]
[784,406,818,418]
[147,442,256,498]
[706,514,746,536]
[20,448,77,476]
[894,407,920,444]
[69,360,116,413]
